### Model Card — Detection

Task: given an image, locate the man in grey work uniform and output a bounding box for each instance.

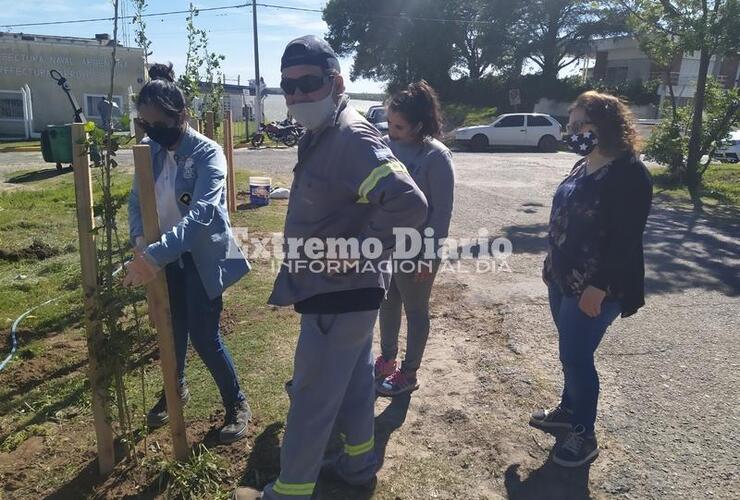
[235,35,428,499]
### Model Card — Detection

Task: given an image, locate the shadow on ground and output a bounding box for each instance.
[496,197,740,296]
[232,395,412,498]
[6,167,71,184]
[505,460,593,500]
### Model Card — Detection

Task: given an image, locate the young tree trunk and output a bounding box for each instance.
[685,46,712,211]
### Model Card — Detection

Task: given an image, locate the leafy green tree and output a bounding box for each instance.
[323,0,460,93]
[623,0,740,209]
[646,79,739,191]
[521,0,628,84]
[177,3,226,121]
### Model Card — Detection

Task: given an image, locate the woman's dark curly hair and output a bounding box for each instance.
[387,80,444,139]
[570,91,641,155]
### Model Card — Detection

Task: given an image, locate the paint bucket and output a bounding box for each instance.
[249,176,272,207]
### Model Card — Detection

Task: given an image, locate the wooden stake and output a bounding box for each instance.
[205,111,215,139]
[132,145,190,461]
[224,110,237,213]
[189,117,200,134]
[71,123,115,475]
[134,120,145,144]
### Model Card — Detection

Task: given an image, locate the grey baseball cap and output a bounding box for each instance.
[281,35,341,73]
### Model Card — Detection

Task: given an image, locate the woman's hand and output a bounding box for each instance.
[123,250,159,287]
[578,285,606,318]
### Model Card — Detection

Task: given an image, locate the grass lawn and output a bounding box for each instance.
[650,161,740,207]
[0,140,41,152]
[0,167,302,497]
[442,103,498,130]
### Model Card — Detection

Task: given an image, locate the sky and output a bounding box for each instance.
[0,0,386,93]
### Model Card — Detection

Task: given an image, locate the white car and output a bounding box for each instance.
[454,113,563,152]
[713,129,739,163]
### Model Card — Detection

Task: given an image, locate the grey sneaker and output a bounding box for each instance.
[220,400,252,444]
[529,404,573,431]
[552,425,599,467]
[147,385,190,428]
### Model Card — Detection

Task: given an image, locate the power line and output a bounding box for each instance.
[2,2,494,30]
[255,2,494,25]
[1,2,252,29]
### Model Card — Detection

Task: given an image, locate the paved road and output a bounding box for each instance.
[2,146,738,498]
[446,150,740,498]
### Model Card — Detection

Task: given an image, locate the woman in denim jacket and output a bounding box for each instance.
[125,63,251,444]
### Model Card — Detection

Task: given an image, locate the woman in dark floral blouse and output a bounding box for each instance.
[529,91,653,467]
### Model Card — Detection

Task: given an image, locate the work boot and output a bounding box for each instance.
[147,384,190,428]
[220,400,252,444]
[232,486,261,499]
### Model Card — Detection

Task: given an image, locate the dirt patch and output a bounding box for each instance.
[373,276,617,499]
[0,333,87,396]
[0,240,61,262]
[0,405,270,499]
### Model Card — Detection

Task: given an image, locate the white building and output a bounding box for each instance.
[0,31,145,139]
[589,37,739,111]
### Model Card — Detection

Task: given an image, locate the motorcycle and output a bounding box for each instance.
[251,120,305,148]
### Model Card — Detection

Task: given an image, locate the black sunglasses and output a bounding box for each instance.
[280,75,333,95]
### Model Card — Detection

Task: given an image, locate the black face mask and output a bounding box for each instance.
[565,130,599,156]
[143,123,182,149]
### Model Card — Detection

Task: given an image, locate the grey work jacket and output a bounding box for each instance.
[268,98,428,306]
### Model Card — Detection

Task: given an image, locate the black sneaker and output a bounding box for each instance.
[220,400,252,444]
[552,425,599,467]
[529,404,573,432]
[147,385,190,428]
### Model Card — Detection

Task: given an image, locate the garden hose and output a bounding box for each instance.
[0,264,126,373]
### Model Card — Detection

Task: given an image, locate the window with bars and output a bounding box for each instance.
[0,92,24,120]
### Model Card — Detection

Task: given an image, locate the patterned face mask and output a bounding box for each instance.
[565,130,598,156]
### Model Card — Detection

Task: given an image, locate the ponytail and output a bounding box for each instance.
[387,80,444,139]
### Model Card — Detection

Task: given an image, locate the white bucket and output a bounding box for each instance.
[249,176,272,206]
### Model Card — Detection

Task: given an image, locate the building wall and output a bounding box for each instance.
[0,34,145,137]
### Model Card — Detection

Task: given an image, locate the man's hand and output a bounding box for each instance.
[578,285,606,318]
[123,250,159,287]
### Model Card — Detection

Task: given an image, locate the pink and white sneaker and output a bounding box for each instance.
[374,355,397,381]
[377,369,420,397]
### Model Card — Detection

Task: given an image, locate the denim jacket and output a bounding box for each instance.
[128,125,250,300]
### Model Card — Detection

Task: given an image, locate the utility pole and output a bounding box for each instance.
[252,1,263,125]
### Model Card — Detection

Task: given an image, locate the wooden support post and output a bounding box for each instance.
[205,111,215,139]
[189,117,200,134]
[134,120,145,144]
[71,123,115,475]
[224,110,237,213]
[132,145,190,461]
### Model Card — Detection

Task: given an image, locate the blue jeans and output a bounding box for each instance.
[548,285,620,435]
[166,253,245,407]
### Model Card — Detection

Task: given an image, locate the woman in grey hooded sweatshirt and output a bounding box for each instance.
[376,80,455,396]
